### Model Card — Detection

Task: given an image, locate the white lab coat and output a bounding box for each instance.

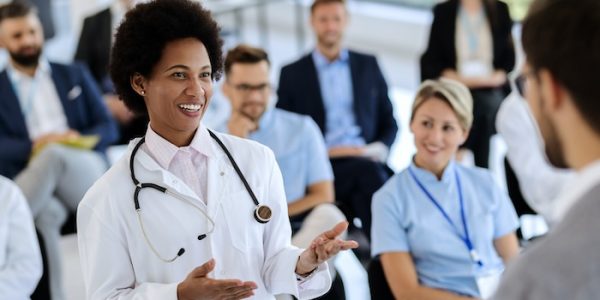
[77,130,331,300]
[0,176,43,300]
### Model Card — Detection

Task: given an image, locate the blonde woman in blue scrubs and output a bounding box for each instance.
[371,78,519,299]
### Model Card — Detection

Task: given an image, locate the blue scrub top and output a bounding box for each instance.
[371,160,519,297]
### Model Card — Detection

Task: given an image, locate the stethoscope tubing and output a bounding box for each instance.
[128,129,271,262]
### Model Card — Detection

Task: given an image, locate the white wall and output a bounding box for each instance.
[209,0,434,90]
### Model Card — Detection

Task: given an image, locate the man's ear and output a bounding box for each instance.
[130,73,147,96]
[538,69,568,114]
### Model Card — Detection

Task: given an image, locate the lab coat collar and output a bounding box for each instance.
[127,129,233,218]
[144,124,215,170]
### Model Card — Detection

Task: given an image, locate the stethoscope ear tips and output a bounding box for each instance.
[198,234,207,240]
[254,204,272,224]
[177,248,185,257]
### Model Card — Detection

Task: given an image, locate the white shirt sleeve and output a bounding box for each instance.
[259,148,332,299]
[77,191,179,300]
[362,141,390,163]
[495,94,575,225]
[0,177,43,299]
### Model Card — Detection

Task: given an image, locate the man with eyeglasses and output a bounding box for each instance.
[492,0,600,299]
[220,44,347,297]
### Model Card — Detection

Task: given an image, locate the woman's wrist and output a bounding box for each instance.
[295,252,318,275]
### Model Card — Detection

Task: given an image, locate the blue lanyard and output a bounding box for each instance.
[459,6,485,58]
[408,166,483,266]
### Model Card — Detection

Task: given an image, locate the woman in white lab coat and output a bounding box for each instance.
[76,1,358,299]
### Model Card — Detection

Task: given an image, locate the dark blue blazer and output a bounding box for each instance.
[0,62,119,179]
[276,50,398,148]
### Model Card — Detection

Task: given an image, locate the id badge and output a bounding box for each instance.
[476,271,501,299]
[459,60,491,78]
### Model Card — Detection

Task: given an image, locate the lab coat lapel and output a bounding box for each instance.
[206,148,230,219]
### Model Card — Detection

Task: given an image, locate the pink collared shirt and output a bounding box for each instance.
[143,125,214,203]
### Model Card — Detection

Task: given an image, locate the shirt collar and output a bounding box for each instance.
[144,124,214,169]
[312,48,350,68]
[410,158,456,184]
[6,57,51,82]
[551,159,600,221]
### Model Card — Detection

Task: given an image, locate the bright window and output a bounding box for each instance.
[357,0,534,21]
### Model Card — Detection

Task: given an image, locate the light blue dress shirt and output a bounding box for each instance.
[312,49,365,148]
[371,160,519,297]
[222,108,334,203]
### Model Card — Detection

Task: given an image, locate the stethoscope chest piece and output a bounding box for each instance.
[254,204,272,224]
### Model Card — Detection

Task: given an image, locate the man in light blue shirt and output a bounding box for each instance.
[220,45,347,258]
[311,49,363,148]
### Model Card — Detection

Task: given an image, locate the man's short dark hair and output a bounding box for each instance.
[110,0,224,115]
[522,0,600,134]
[224,44,270,76]
[0,0,37,24]
[310,0,345,14]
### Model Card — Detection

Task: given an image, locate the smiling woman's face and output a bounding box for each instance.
[410,97,468,176]
[136,37,213,146]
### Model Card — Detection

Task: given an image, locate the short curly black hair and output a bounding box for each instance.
[110,0,224,115]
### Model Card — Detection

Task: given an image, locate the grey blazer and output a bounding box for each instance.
[493,182,600,300]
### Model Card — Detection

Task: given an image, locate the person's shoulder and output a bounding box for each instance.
[433,0,456,12]
[211,130,276,160]
[374,168,408,199]
[496,215,597,299]
[281,53,312,71]
[456,164,495,184]
[0,175,24,206]
[0,175,18,193]
[372,169,410,214]
[495,0,510,12]
[49,61,89,76]
[555,183,600,241]
[79,152,130,209]
[273,109,315,131]
[83,6,110,23]
[348,49,377,61]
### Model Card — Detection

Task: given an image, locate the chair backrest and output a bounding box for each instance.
[367,256,395,300]
[504,158,536,216]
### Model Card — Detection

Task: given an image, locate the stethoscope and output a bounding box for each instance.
[129,129,272,262]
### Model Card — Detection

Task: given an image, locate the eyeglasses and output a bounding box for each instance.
[230,82,270,93]
[510,70,535,98]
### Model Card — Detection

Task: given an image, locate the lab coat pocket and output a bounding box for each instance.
[222,188,264,253]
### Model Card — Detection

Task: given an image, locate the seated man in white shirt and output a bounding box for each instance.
[0,175,43,299]
[496,92,575,227]
[220,45,347,296]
